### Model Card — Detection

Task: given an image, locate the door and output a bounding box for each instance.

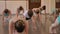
[29,0,41,9]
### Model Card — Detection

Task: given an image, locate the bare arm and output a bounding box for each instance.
[9,20,14,34]
[39,13,42,23]
[24,20,29,34]
[31,16,37,30]
[23,15,28,34]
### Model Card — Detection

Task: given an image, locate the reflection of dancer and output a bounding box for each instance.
[49,10,60,34]
[2,9,11,34]
[9,6,28,34]
[33,8,42,34]
[32,5,46,23]
[32,6,46,34]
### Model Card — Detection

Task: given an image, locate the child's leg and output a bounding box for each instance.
[24,21,29,34]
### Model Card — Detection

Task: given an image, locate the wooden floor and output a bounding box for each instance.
[0,14,60,34]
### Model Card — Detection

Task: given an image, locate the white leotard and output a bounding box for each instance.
[4,17,10,23]
[23,10,30,18]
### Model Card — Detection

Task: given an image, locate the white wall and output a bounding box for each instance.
[0,1,5,14]
[0,1,28,14]
[41,0,46,6]
[41,0,55,14]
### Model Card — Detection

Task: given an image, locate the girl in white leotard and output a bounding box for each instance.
[2,9,11,34]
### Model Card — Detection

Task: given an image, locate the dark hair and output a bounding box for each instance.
[18,6,24,13]
[15,20,25,33]
[4,9,10,14]
[18,6,24,10]
[28,9,33,18]
[42,6,46,10]
[56,10,60,16]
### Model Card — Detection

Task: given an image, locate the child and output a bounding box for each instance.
[2,9,11,34]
